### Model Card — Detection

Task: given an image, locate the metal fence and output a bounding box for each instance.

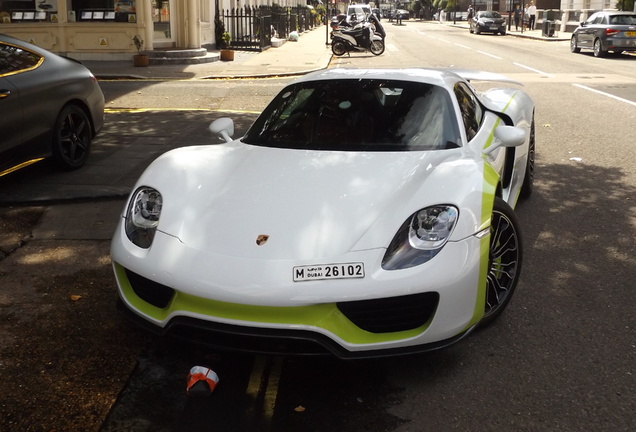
[221,5,318,51]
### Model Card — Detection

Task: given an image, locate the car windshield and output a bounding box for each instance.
[480,11,502,19]
[243,79,462,151]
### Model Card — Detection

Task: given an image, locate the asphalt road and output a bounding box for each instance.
[1,22,635,432]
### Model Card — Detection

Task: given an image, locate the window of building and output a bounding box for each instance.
[71,1,136,22]
[1,1,50,23]
[0,0,138,23]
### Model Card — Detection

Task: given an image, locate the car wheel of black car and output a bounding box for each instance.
[593,38,606,57]
[500,30,506,35]
[331,41,347,56]
[519,113,535,200]
[480,196,522,327]
[52,104,93,170]
[570,35,581,53]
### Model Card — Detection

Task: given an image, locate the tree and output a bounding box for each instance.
[616,0,634,11]
[433,0,449,11]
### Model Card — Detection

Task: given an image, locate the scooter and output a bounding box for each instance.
[331,14,385,56]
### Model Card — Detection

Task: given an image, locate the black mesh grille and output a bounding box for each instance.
[337,292,439,333]
[125,268,175,309]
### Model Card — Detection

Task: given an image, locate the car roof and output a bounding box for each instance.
[293,68,523,91]
[293,68,463,89]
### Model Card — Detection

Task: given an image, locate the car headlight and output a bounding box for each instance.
[125,187,163,249]
[382,205,458,270]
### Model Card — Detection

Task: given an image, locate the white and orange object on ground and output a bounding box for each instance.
[186,366,219,397]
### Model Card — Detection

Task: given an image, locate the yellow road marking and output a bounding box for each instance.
[104,107,260,114]
[244,355,284,431]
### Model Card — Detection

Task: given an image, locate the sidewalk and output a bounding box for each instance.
[83,25,334,81]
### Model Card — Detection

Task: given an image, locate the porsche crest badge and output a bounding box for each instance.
[256,235,269,246]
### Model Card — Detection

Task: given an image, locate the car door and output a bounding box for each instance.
[579,13,601,47]
[0,40,45,171]
[0,76,22,156]
[454,82,507,178]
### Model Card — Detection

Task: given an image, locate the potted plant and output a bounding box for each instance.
[220,31,234,61]
[132,35,149,67]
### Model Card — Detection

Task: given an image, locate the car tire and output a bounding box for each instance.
[52,104,93,170]
[593,38,606,57]
[370,40,385,55]
[475,27,481,35]
[570,35,581,53]
[331,41,347,56]
[519,113,535,200]
[500,30,506,36]
[480,196,523,327]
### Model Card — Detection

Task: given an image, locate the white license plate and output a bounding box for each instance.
[293,263,365,282]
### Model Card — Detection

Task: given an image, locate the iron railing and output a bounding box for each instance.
[221,5,318,51]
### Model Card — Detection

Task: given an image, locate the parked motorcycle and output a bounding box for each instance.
[331,14,385,56]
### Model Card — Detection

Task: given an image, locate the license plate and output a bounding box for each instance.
[490,26,499,30]
[625,31,636,37]
[293,263,365,282]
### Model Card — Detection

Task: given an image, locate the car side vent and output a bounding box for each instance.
[337,292,439,333]
[124,268,175,309]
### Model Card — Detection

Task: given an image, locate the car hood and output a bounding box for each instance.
[139,142,468,260]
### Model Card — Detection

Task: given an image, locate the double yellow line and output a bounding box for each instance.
[242,356,284,431]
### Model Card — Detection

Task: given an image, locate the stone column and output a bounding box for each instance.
[187,0,200,48]
[137,0,154,51]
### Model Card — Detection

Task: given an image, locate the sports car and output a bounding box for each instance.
[111,68,535,358]
[1,34,104,177]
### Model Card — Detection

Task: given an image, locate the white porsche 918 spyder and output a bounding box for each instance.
[111,68,535,358]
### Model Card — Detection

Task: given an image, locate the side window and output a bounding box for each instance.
[453,82,483,142]
[0,42,42,76]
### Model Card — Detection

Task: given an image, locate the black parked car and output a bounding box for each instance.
[0,34,104,177]
[469,11,507,35]
[570,11,636,57]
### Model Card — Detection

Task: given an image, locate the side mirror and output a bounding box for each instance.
[209,117,235,143]
[483,125,526,155]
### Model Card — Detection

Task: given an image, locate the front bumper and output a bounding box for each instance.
[111,223,489,357]
[477,23,505,33]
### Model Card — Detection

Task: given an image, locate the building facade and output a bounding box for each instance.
[0,0,298,60]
